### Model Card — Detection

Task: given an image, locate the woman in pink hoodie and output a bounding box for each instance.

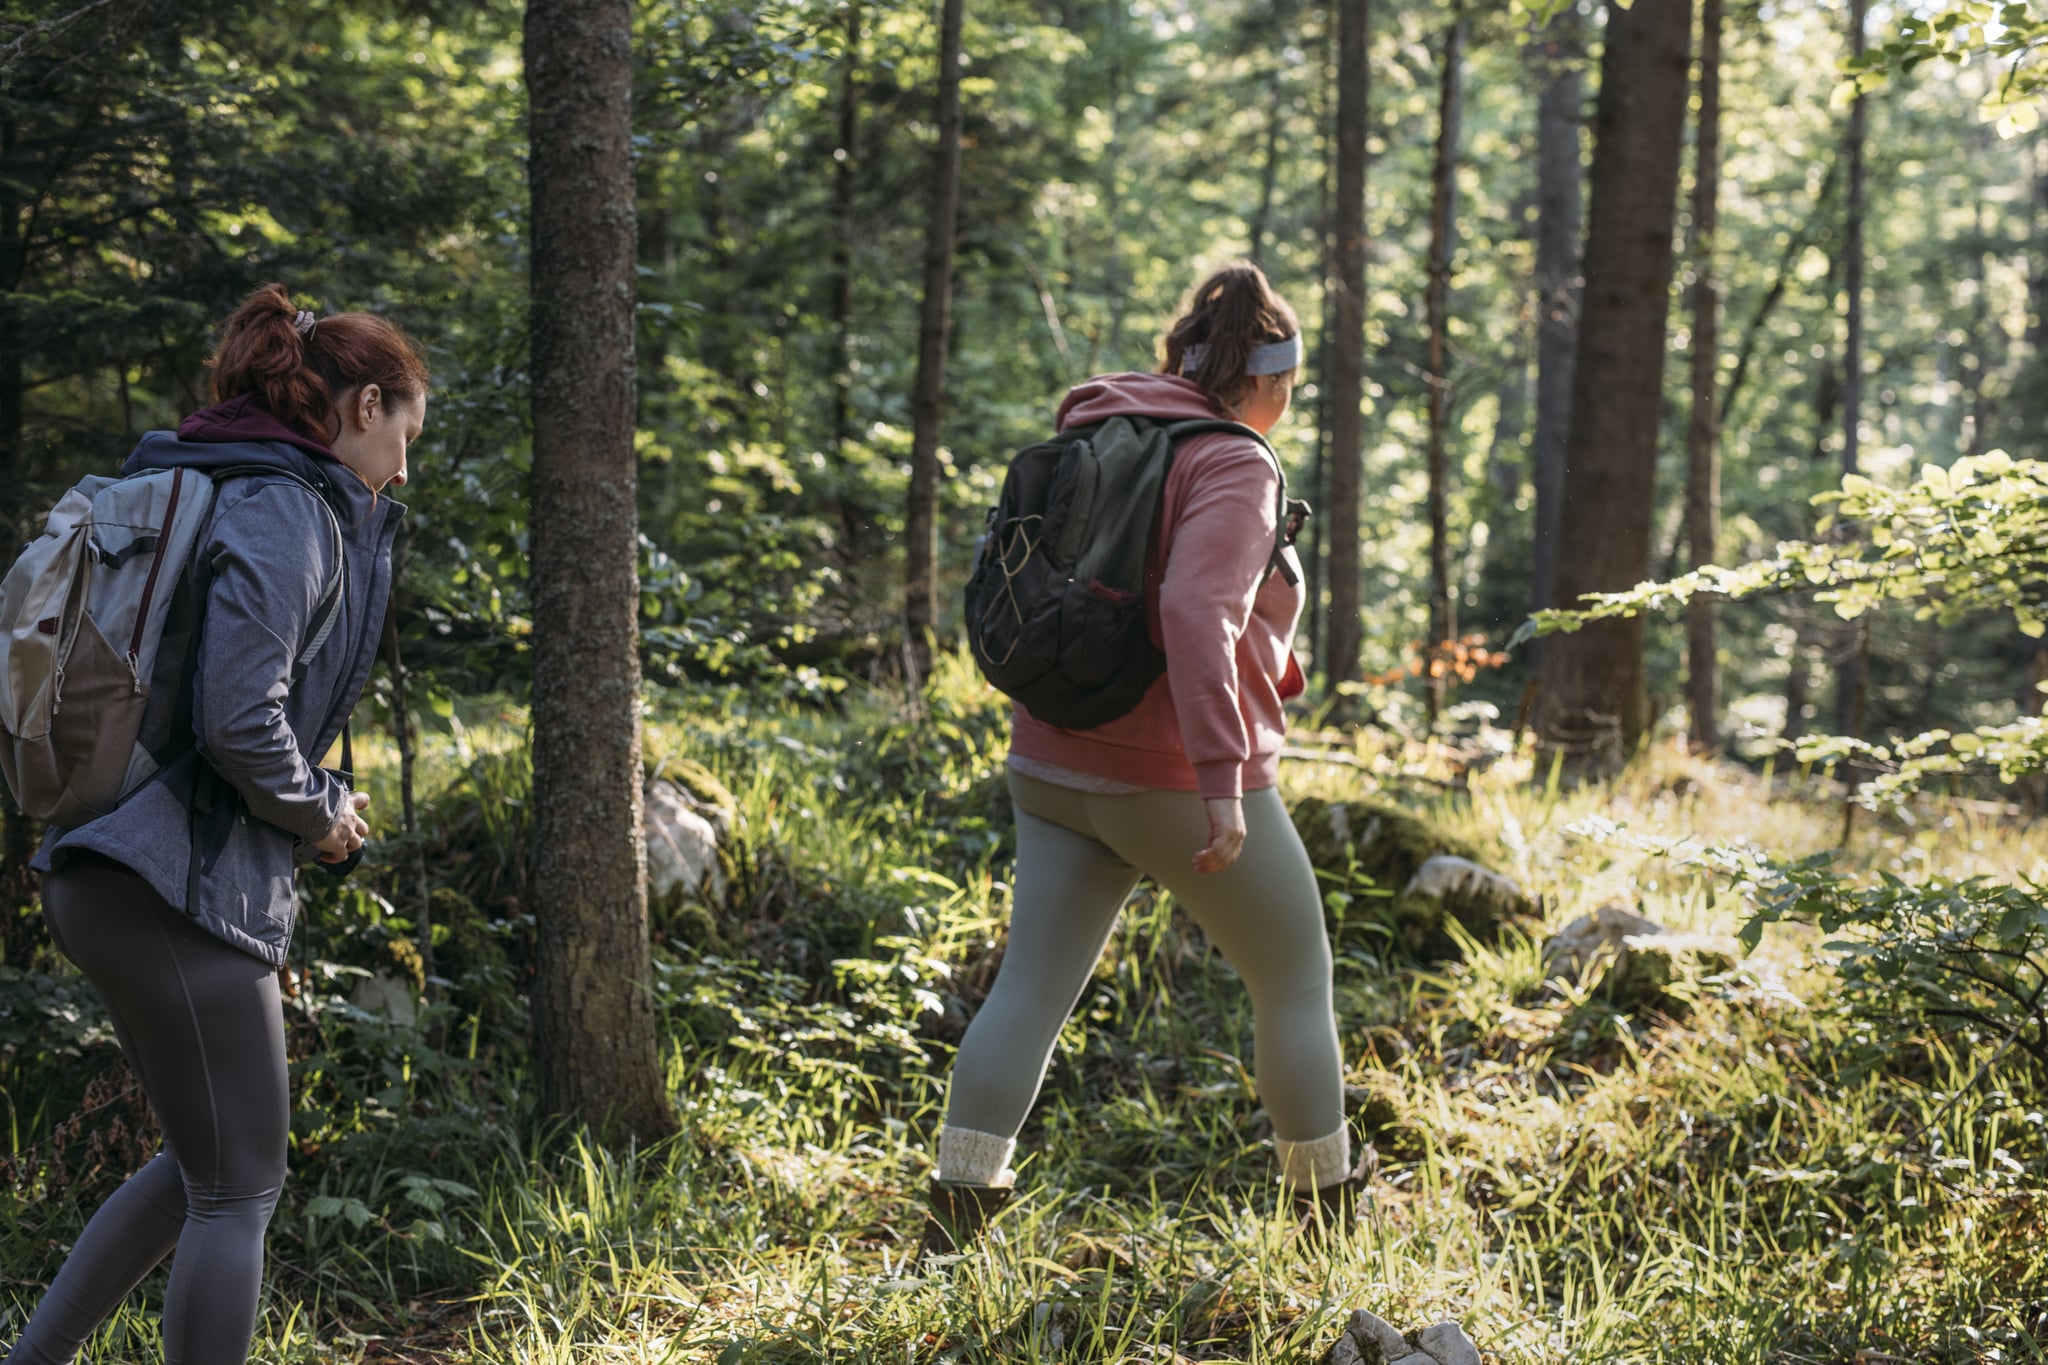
[924,264,1362,1253]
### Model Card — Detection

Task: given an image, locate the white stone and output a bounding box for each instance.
[1402,855,1530,913]
[1415,1320,1483,1365]
[644,779,726,906]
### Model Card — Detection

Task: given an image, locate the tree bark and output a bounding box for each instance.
[1962,194,1991,457]
[1534,0,1694,777]
[380,537,433,1001]
[829,0,864,549]
[0,108,39,950]
[1423,12,1463,729]
[525,0,676,1145]
[2031,139,2047,355]
[1247,69,1286,266]
[1326,0,1372,690]
[1684,0,1723,754]
[902,0,966,687]
[1529,8,1583,656]
[1720,157,1838,434]
[1833,0,1869,739]
[1307,54,1334,669]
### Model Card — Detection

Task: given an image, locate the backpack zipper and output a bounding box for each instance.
[126,467,186,691]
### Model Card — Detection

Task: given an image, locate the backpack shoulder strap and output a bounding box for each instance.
[1155,419,1301,587]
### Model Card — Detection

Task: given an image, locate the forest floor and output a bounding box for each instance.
[4,654,2045,1363]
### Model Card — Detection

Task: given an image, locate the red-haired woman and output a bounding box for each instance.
[8,285,427,1364]
[924,263,1367,1253]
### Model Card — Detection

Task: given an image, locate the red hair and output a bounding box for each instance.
[210,283,430,441]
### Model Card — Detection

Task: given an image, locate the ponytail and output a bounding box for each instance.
[1159,262,1301,415]
[210,283,430,442]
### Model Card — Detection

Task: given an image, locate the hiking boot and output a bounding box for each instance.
[917,1178,1015,1259]
[1291,1142,1378,1231]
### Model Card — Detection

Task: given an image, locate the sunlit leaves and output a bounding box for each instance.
[1524,451,2048,805]
[1844,0,2048,136]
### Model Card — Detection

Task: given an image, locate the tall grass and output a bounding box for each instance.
[4,654,2043,1361]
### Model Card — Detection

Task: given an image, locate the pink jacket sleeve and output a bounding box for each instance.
[1156,439,1280,800]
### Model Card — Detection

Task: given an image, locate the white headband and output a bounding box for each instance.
[1181,333,1302,377]
[292,310,317,338]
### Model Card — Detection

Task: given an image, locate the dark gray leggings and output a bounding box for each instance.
[11,857,288,1365]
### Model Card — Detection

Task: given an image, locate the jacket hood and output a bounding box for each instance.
[1056,372,1226,430]
[126,396,385,530]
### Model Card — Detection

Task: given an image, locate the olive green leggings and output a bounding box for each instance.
[943,772,1344,1164]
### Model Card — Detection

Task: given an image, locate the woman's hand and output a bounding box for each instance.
[312,791,371,864]
[1194,796,1246,873]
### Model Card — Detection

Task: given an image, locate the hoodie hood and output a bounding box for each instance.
[126,395,386,530]
[1055,372,1225,431]
[176,392,338,459]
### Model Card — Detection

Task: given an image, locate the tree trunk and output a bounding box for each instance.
[829,0,864,549]
[1247,70,1286,265]
[902,0,966,687]
[1534,0,1694,777]
[1326,0,1372,690]
[1720,157,1838,433]
[2031,139,2047,355]
[1783,613,1813,744]
[0,109,38,952]
[380,537,433,1001]
[525,0,676,1145]
[1833,0,1869,739]
[1308,43,1335,669]
[1684,0,1723,754]
[1423,12,1463,730]
[1529,8,1583,657]
[1962,194,1991,457]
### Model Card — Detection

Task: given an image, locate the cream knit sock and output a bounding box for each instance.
[1275,1125,1353,1190]
[937,1125,1017,1188]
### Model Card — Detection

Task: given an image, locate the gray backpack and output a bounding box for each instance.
[0,464,342,829]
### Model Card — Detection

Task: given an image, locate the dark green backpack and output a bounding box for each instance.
[964,415,1304,730]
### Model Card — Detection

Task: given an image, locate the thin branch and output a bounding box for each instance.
[0,0,135,73]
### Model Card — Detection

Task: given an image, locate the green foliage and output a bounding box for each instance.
[1523,452,2048,805]
[1849,1,2048,136]
[1747,856,2048,1078]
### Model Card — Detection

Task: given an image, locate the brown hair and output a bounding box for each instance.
[1158,262,1301,415]
[209,283,431,443]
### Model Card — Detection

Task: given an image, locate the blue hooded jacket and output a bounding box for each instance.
[35,396,404,967]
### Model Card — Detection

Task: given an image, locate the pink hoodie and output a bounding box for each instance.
[1007,373,1306,800]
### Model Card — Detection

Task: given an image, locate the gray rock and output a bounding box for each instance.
[1542,901,1739,1009]
[644,778,727,906]
[1402,855,1530,920]
[1320,1309,1413,1365]
[348,971,418,1026]
[1415,1320,1483,1365]
[1541,901,1666,981]
[1389,1354,1438,1365]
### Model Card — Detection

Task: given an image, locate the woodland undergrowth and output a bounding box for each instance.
[2,652,2044,1363]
